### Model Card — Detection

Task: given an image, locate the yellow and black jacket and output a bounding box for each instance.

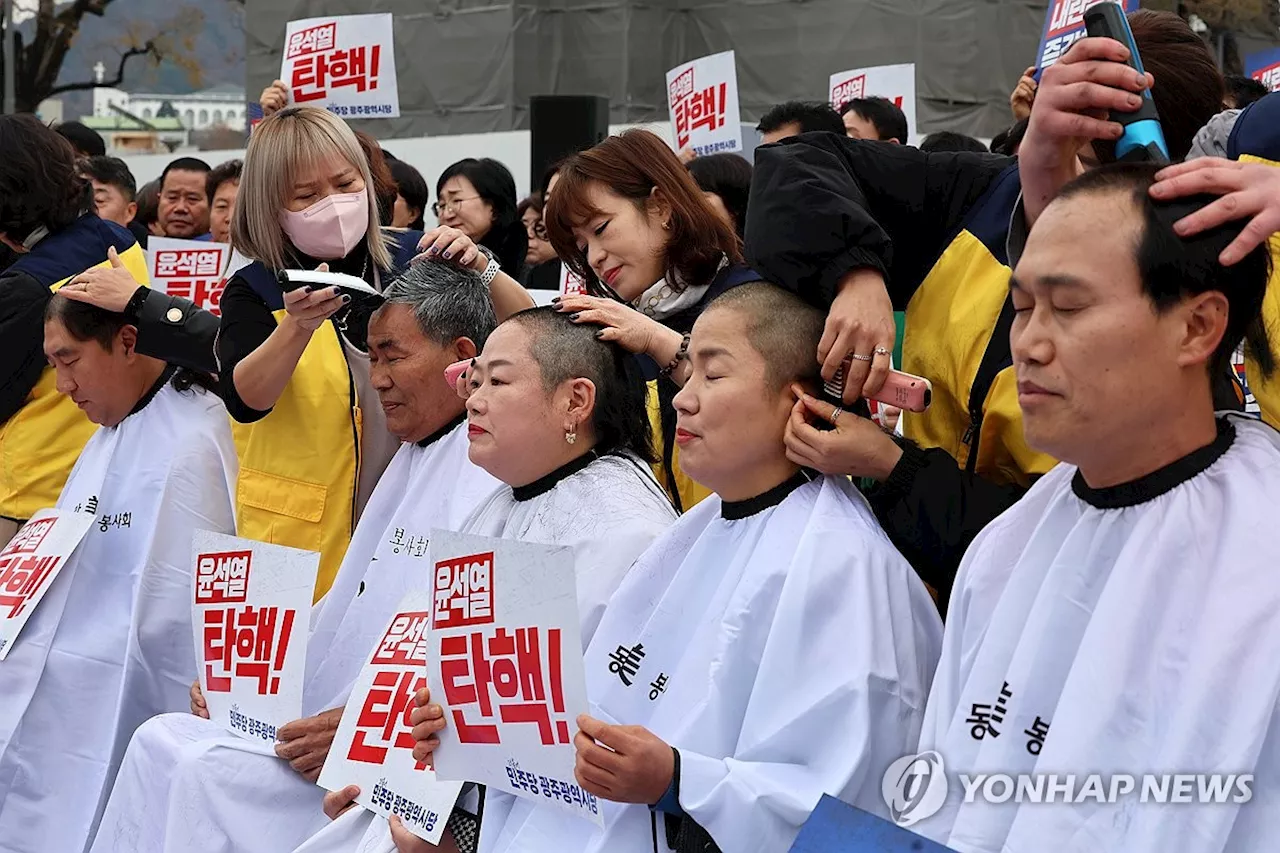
[0,215,151,522]
[219,232,420,600]
[746,136,1059,598]
[1228,93,1280,427]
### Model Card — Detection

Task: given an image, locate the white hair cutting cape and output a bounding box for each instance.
[90,419,502,853]
[0,375,237,853]
[479,473,941,853]
[915,415,1280,853]
[289,449,677,853]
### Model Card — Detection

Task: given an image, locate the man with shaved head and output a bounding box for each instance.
[413,282,943,853]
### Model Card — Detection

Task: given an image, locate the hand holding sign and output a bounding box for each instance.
[573,715,674,805]
[276,706,345,781]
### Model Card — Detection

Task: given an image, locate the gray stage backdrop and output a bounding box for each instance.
[246,0,1052,141]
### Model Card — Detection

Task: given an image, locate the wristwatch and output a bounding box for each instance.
[476,245,500,288]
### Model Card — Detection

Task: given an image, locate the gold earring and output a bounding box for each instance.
[565,430,577,445]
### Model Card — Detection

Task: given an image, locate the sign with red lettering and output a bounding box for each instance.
[426,530,601,826]
[318,590,464,846]
[559,263,588,297]
[1246,47,1280,93]
[147,237,233,317]
[0,509,94,660]
[1035,0,1139,71]
[190,531,319,743]
[280,13,401,119]
[828,63,917,143]
[666,51,742,157]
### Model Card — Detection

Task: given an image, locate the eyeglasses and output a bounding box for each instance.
[432,196,481,217]
[527,220,548,240]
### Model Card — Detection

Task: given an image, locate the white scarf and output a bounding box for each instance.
[633,255,728,321]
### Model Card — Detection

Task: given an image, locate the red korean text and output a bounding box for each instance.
[202,604,296,695]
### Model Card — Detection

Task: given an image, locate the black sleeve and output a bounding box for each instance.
[745,134,1015,310]
[130,288,220,375]
[867,443,1029,611]
[215,277,278,424]
[0,271,53,423]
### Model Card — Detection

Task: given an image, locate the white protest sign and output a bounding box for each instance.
[191,531,319,744]
[667,50,742,157]
[147,237,232,316]
[0,510,94,660]
[560,263,587,296]
[426,530,602,826]
[317,591,463,845]
[828,63,917,142]
[281,13,400,120]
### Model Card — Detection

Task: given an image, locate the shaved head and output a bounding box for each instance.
[701,282,825,389]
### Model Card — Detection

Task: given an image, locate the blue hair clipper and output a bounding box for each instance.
[1084,1,1169,163]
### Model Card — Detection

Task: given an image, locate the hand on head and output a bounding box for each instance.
[60,246,140,313]
[413,226,489,273]
[784,385,903,482]
[1151,158,1280,265]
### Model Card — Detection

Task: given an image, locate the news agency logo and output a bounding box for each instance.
[882,751,948,826]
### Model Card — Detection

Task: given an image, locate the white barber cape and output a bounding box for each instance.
[484,473,942,853]
[90,420,501,853]
[291,449,677,853]
[915,415,1280,853]
[0,375,236,853]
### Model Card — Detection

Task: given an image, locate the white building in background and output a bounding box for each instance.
[91,78,248,132]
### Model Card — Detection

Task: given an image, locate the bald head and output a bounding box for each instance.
[701,282,825,390]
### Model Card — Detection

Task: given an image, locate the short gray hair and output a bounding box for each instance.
[379,261,497,351]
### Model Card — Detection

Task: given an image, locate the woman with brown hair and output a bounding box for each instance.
[545,129,761,511]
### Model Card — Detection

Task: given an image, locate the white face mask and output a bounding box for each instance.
[279,189,370,259]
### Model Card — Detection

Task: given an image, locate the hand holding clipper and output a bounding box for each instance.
[1084,1,1169,164]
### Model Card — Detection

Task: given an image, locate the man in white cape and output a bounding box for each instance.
[90,263,504,853]
[911,163,1280,853]
[291,304,679,853]
[403,284,942,853]
[0,294,237,853]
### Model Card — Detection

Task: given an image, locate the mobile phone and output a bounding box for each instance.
[825,358,933,413]
[1084,1,1169,164]
[444,359,470,389]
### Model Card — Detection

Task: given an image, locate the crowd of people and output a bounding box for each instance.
[2,9,1280,853]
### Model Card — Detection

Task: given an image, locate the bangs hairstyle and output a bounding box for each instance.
[543,129,742,299]
[1055,162,1274,381]
[504,307,656,463]
[232,106,390,271]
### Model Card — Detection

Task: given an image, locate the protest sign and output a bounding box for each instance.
[318,591,463,845]
[1246,47,1280,93]
[191,531,319,743]
[426,531,602,826]
[281,13,401,119]
[1035,0,1139,71]
[667,51,742,157]
[147,237,232,316]
[0,510,94,660]
[560,263,587,296]
[829,63,917,141]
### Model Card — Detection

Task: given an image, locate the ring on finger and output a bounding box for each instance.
[849,353,874,362]
[831,407,843,423]
[874,346,892,357]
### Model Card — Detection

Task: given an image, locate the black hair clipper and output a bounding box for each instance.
[1084,1,1169,164]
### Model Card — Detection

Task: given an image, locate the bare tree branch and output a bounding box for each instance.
[45,41,155,96]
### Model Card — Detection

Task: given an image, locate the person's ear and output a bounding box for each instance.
[563,377,597,434]
[1176,290,1229,371]
[647,187,674,231]
[119,325,139,358]
[452,336,479,362]
[125,202,138,222]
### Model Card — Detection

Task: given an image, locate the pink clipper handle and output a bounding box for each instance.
[444,359,470,389]
[870,370,932,412]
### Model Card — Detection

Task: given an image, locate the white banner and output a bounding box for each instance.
[0,510,94,661]
[560,263,587,296]
[191,531,319,744]
[147,237,233,316]
[426,530,602,826]
[318,591,463,846]
[828,63,917,142]
[666,50,742,157]
[281,13,401,120]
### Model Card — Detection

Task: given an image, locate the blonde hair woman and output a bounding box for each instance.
[218,107,421,599]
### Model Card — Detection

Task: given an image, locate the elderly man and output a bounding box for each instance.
[913,163,1280,851]
[0,294,237,853]
[90,262,503,853]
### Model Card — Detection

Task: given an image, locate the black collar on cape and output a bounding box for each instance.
[721,469,816,520]
[512,449,600,502]
[1071,417,1235,509]
[122,363,178,423]
[415,413,467,449]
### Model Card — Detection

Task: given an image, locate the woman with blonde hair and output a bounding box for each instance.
[220,106,528,599]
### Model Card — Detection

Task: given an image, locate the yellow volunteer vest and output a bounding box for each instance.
[0,242,151,521]
[1238,154,1280,430]
[646,379,712,512]
[230,312,359,601]
[903,230,1057,487]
